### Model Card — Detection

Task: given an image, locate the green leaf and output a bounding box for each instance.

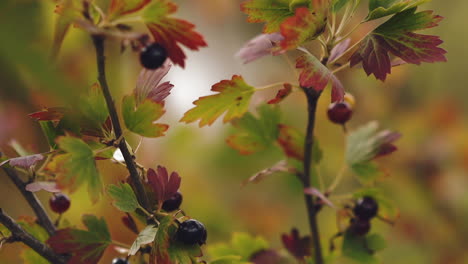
[17,219,50,264]
[211,256,251,264]
[366,234,387,252]
[332,0,349,12]
[226,105,281,155]
[241,0,294,33]
[353,188,399,221]
[351,162,381,184]
[107,183,140,212]
[342,231,379,264]
[129,225,158,255]
[366,0,429,21]
[277,124,304,161]
[79,83,109,131]
[39,121,61,149]
[181,75,255,127]
[47,136,102,202]
[122,95,168,138]
[208,232,269,261]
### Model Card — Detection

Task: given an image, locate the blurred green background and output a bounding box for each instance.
[1,0,467,263]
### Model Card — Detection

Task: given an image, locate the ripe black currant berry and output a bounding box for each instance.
[176,219,207,245]
[349,218,371,236]
[49,193,71,214]
[140,43,167,69]
[353,196,379,220]
[327,102,352,124]
[162,191,183,212]
[112,258,129,264]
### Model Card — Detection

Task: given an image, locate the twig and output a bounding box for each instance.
[91,35,150,211]
[2,168,56,236]
[301,88,324,264]
[0,209,67,264]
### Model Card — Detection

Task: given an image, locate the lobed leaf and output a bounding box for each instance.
[107,183,140,212]
[109,0,151,17]
[46,136,102,202]
[281,228,311,260]
[296,54,345,102]
[47,215,111,264]
[181,75,255,127]
[341,231,379,264]
[240,0,294,33]
[143,1,207,68]
[122,95,168,138]
[227,105,281,155]
[147,166,181,205]
[135,61,173,104]
[366,0,429,21]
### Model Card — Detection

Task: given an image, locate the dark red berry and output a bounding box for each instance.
[353,196,378,220]
[349,218,371,236]
[112,258,129,264]
[327,102,352,124]
[49,193,71,214]
[140,43,167,69]
[162,192,183,212]
[176,219,207,245]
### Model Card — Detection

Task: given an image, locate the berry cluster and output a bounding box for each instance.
[349,196,379,236]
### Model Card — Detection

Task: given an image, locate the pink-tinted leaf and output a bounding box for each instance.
[329,38,351,62]
[350,8,446,81]
[143,1,207,68]
[296,54,344,102]
[25,182,61,193]
[236,33,284,64]
[135,61,173,104]
[147,166,181,205]
[242,160,296,186]
[281,228,311,260]
[267,83,293,104]
[0,154,45,169]
[303,187,335,208]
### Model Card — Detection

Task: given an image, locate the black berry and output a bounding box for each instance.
[327,102,352,124]
[176,219,207,245]
[353,196,378,220]
[162,192,183,212]
[140,43,167,69]
[49,193,71,214]
[112,258,129,264]
[349,218,371,236]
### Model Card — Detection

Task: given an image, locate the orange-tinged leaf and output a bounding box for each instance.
[181,75,255,127]
[267,83,293,104]
[277,124,304,160]
[109,0,151,17]
[240,0,294,33]
[143,1,207,68]
[122,95,168,138]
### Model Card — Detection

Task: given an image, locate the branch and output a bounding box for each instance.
[91,35,150,211]
[301,88,324,264]
[0,209,67,264]
[2,168,56,237]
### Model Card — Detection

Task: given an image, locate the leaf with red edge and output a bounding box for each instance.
[236,33,284,64]
[240,0,294,33]
[181,75,255,127]
[47,215,111,264]
[135,61,173,104]
[267,83,293,104]
[281,228,312,260]
[109,0,151,17]
[279,3,328,51]
[147,166,181,206]
[143,1,207,68]
[29,107,67,121]
[277,124,304,161]
[296,53,344,102]
[350,8,446,81]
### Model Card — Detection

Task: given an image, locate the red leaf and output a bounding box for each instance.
[28,107,67,121]
[109,0,151,17]
[350,9,446,81]
[147,166,181,205]
[281,228,311,260]
[296,54,344,102]
[144,1,207,68]
[236,33,284,64]
[267,83,293,104]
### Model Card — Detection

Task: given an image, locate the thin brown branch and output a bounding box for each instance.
[0,209,67,264]
[91,35,150,211]
[302,88,324,264]
[2,168,56,237]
